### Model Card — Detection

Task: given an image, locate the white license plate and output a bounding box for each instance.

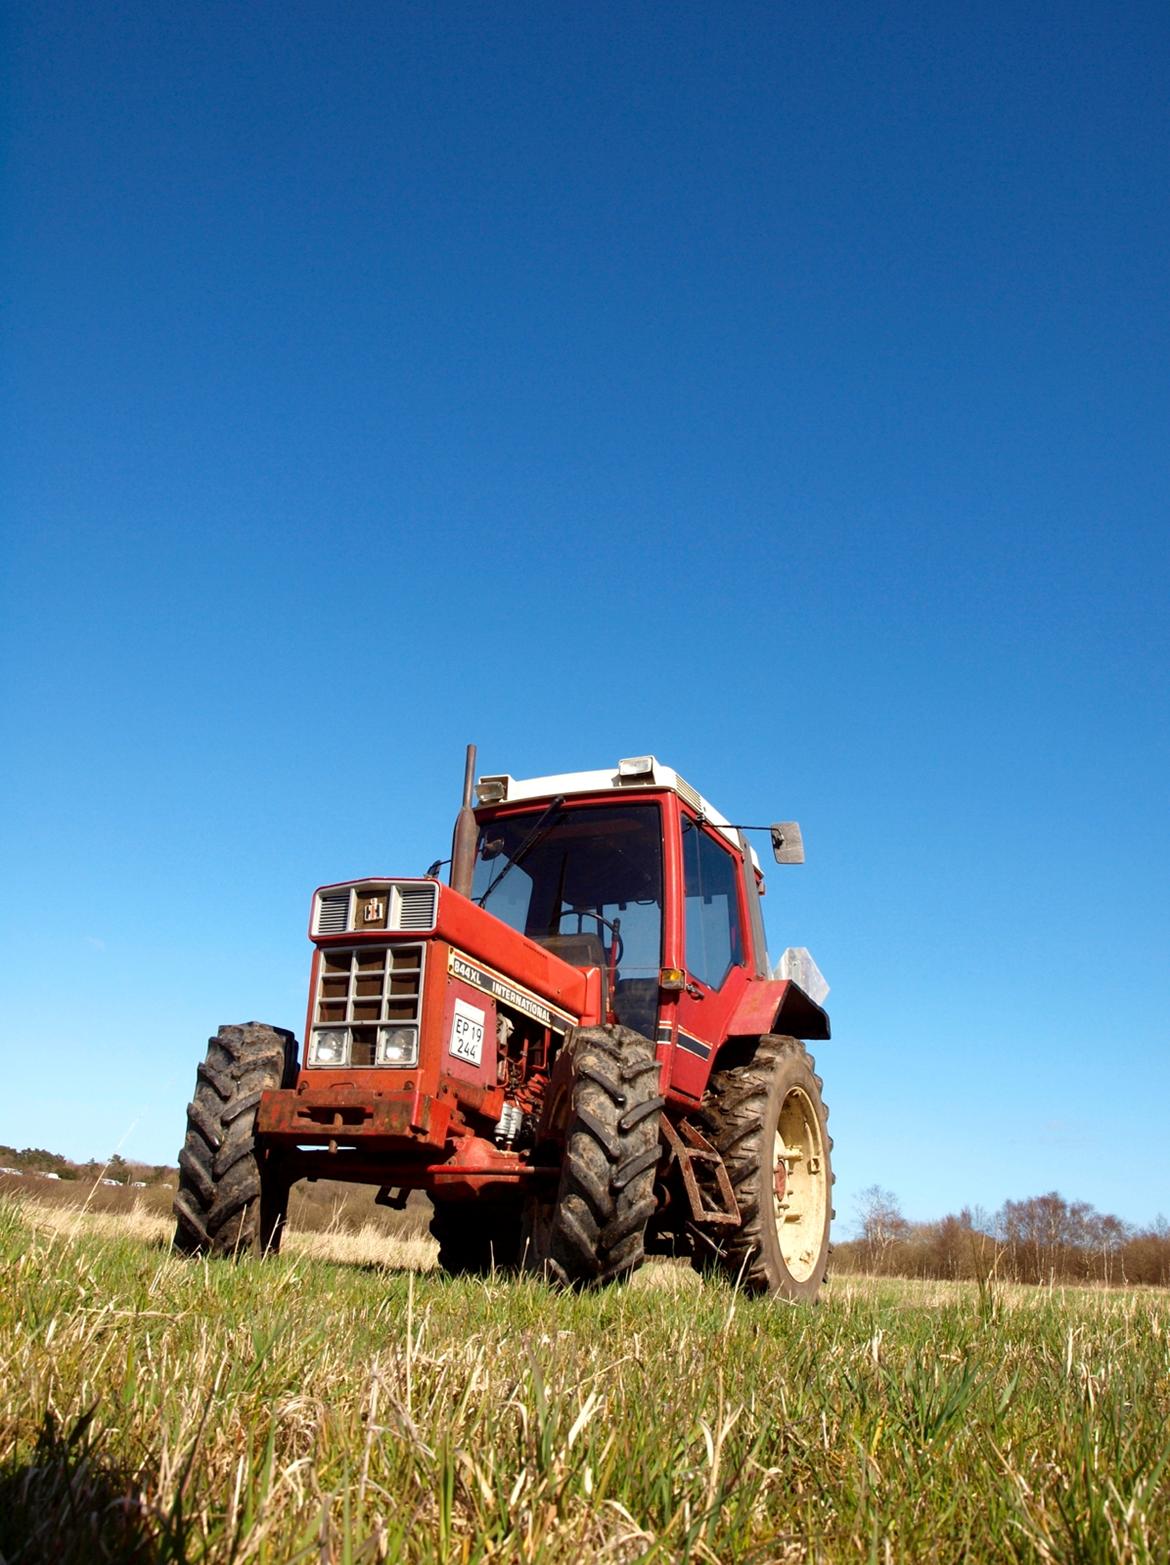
[449,998,486,1065]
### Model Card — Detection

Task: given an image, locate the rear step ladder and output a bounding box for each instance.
[660,1118,741,1226]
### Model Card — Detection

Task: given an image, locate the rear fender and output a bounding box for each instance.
[724,978,830,1043]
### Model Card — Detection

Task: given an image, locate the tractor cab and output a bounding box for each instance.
[468,756,791,1072]
[471,796,666,1037]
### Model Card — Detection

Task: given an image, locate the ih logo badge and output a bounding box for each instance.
[362,897,385,924]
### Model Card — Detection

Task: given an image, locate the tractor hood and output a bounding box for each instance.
[309,876,600,1026]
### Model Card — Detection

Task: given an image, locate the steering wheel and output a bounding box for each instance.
[556,907,624,968]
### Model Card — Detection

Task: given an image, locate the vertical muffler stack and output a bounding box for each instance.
[449,742,478,897]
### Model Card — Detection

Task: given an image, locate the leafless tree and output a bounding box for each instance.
[854,1184,910,1273]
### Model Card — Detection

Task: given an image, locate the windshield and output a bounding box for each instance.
[471,801,664,1028]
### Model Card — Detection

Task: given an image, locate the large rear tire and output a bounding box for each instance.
[522,1024,664,1287]
[694,1034,833,1301]
[173,1022,296,1258]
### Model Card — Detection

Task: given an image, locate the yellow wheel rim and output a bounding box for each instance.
[772,1085,827,1282]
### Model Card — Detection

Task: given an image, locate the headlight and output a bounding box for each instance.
[309,1028,350,1066]
[377,1025,419,1067]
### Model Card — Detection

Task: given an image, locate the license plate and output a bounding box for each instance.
[449,998,486,1065]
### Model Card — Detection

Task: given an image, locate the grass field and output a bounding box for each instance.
[2,1196,1168,1564]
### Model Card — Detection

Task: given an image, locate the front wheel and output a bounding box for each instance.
[173,1022,296,1258]
[522,1024,664,1287]
[694,1035,833,1300]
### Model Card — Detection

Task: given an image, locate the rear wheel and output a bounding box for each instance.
[430,1198,522,1276]
[522,1024,664,1286]
[694,1034,832,1300]
[173,1022,296,1257]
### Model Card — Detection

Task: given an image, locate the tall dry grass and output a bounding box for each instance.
[2,1197,1168,1563]
[20,1196,439,1272]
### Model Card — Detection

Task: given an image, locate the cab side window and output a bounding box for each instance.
[681,817,744,990]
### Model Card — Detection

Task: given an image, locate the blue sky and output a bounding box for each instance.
[3,1,1167,1228]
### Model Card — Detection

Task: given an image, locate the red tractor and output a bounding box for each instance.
[174,750,834,1299]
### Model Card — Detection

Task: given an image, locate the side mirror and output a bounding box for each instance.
[771,822,804,865]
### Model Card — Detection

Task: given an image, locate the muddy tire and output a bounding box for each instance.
[172,1022,296,1258]
[694,1034,833,1301]
[430,1198,523,1276]
[523,1024,664,1287]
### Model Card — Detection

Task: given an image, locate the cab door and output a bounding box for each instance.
[668,811,752,1097]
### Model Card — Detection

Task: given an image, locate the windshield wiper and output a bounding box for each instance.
[475,795,566,908]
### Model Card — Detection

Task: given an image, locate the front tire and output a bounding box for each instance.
[173,1022,296,1257]
[522,1024,664,1287]
[695,1035,833,1300]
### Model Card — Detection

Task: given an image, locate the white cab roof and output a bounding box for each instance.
[475,757,760,866]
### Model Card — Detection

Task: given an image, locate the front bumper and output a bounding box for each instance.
[254,1085,546,1196]
[256,1085,451,1152]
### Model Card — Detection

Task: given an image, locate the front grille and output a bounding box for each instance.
[315,891,350,934]
[312,944,425,1067]
[394,884,438,930]
[313,881,438,936]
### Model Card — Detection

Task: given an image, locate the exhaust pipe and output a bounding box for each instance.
[449,742,478,897]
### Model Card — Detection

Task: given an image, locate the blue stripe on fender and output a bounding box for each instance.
[676,1031,711,1061]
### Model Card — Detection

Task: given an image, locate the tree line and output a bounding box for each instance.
[833,1186,1170,1287]
[4,1145,1167,1285]
[0,1146,173,1185]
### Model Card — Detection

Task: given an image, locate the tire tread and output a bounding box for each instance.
[530,1025,664,1287]
[172,1022,294,1258]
